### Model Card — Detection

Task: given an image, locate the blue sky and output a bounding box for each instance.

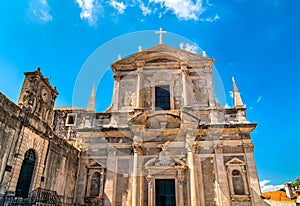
[0,0,299,191]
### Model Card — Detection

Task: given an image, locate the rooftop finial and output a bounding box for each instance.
[155,28,167,44]
[232,77,244,108]
[87,84,96,112]
[118,54,122,60]
[138,46,142,52]
[180,43,184,50]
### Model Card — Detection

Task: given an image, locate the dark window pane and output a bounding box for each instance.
[155,86,170,110]
[232,170,245,195]
[90,172,101,196]
[155,179,176,206]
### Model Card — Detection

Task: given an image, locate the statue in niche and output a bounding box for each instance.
[155,141,175,166]
[131,92,137,107]
[123,91,137,107]
[124,92,132,106]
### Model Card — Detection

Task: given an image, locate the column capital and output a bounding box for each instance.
[185,142,198,153]
[113,72,121,79]
[136,67,144,75]
[132,142,143,154]
[146,174,154,184]
[135,61,145,68]
[243,143,254,152]
[214,142,224,154]
[181,64,189,74]
[177,170,185,184]
[178,175,185,184]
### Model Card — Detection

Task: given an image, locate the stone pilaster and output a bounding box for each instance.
[177,170,185,206]
[243,143,262,205]
[131,142,143,206]
[135,63,144,109]
[186,138,198,206]
[214,142,230,206]
[181,63,189,107]
[146,174,154,206]
[104,147,117,205]
[204,69,215,107]
[112,72,121,111]
[194,147,205,206]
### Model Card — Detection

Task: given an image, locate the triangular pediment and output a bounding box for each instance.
[111,44,214,72]
[225,157,246,166]
[87,159,106,168]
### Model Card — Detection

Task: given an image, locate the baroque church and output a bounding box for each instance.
[0,30,263,206]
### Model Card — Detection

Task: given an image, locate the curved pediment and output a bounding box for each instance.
[111,44,214,72]
[146,113,181,129]
[146,58,178,64]
[128,111,181,129]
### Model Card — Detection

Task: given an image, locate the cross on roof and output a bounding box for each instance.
[155,28,167,45]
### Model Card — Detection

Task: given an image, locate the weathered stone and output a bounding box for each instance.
[0,43,262,206]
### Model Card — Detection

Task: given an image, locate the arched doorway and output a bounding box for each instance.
[15,149,36,197]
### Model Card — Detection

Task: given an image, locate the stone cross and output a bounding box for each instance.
[155,28,167,44]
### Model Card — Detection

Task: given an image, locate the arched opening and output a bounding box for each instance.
[15,149,36,197]
[232,170,245,195]
[90,172,101,197]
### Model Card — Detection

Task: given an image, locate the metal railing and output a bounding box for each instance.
[30,187,61,205]
[1,187,62,206]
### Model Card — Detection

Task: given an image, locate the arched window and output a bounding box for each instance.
[90,172,101,196]
[15,149,36,197]
[232,170,245,195]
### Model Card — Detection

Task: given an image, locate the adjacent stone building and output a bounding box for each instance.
[0,69,79,205]
[0,39,262,205]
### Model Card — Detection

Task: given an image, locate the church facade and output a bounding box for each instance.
[0,40,262,205]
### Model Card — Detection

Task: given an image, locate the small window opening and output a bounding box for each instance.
[155,85,171,110]
[66,113,77,126]
[232,170,245,195]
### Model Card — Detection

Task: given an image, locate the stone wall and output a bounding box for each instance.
[43,134,79,205]
[0,91,79,205]
[0,93,22,195]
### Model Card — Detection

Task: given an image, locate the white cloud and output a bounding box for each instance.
[39,0,47,5]
[109,0,126,14]
[76,0,101,26]
[256,96,262,103]
[182,43,199,53]
[200,14,220,22]
[260,180,284,192]
[206,0,213,7]
[75,0,219,25]
[138,0,152,16]
[229,91,233,98]
[149,0,205,20]
[27,0,53,23]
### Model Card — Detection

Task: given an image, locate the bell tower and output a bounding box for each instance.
[18,67,58,127]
